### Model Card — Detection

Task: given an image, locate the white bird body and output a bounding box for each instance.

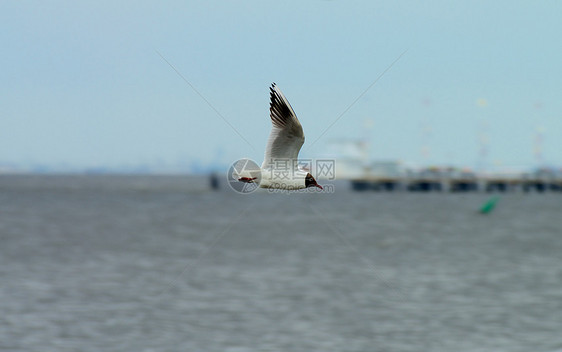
[235,83,322,191]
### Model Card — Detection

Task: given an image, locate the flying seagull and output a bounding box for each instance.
[236,83,323,190]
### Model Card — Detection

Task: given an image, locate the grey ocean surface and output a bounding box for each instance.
[1,175,561,352]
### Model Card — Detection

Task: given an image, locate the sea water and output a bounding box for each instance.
[1,175,561,352]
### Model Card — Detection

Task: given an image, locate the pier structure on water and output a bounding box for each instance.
[324,139,562,193]
[349,164,562,193]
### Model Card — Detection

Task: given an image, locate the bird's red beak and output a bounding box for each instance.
[316,184,323,190]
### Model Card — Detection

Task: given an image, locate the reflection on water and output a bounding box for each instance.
[1,175,561,352]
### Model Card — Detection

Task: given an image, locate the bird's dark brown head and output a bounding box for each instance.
[305,173,323,190]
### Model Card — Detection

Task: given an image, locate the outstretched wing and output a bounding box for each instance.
[262,83,305,169]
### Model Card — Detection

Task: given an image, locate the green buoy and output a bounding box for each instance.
[479,196,499,214]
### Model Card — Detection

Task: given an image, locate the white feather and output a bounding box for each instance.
[261,83,305,169]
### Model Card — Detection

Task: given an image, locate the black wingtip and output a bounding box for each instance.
[269,83,277,101]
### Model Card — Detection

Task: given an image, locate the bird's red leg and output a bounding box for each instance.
[238,177,257,183]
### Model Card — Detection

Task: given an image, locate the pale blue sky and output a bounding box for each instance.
[2,1,562,172]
